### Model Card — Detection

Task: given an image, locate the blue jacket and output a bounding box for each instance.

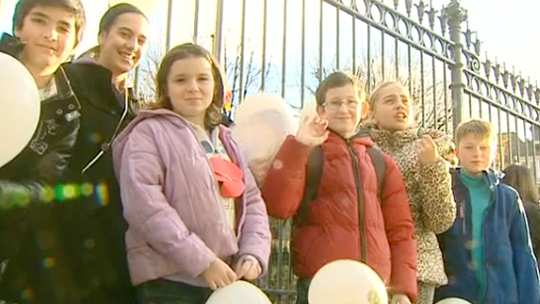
[435,168,540,304]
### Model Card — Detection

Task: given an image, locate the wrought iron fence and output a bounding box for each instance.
[135,0,540,302]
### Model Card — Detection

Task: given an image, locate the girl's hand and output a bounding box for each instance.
[417,135,440,164]
[233,255,262,280]
[391,293,412,304]
[201,258,237,290]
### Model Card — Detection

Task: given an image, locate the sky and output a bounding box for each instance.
[430,0,540,81]
[1,0,538,134]
[1,0,538,78]
[2,0,540,168]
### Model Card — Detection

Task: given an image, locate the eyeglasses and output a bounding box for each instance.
[323,100,359,110]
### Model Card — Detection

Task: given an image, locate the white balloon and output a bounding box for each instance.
[108,0,157,14]
[232,94,293,152]
[435,298,473,304]
[308,259,389,304]
[205,281,272,304]
[0,53,40,168]
[231,93,294,184]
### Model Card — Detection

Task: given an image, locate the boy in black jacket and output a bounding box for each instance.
[0,0,86,303]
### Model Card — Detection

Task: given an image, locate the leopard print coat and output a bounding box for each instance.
[368,126,456,286]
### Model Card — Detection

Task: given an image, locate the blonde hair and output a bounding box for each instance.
[366,80,415,126]
[455,119,496,145]
[367,81,408,110]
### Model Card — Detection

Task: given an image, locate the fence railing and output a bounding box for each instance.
[134,0,540,302]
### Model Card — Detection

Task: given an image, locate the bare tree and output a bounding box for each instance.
[136,38,166,104]
[223,43,275,105]
[222,41,276,122]
[135,37,275,121]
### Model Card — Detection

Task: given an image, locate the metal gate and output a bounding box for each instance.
[135,0,540,302]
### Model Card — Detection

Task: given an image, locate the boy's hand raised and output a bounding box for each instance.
[296,115,329,147]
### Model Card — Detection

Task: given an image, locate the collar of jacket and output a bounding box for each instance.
[113,109,242,169]
[0,34,76,104]
[43,66,76,103]
[0,33,24,58]
[63,60,140,114]
[451,167,501,195]
[365,123,421,147]
[324,127,375,147]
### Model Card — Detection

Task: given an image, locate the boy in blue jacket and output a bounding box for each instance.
[435,119,540,304]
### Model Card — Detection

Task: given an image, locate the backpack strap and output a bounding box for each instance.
[295,141,387,226]
[295,145,324,226]
[366,147,387,206]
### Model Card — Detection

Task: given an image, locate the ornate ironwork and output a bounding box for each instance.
[148,1,540,302]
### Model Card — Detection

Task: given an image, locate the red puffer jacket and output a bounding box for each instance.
[261,132,418,301]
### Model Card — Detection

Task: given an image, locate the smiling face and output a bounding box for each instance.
[317,84,368,138]
[14,5,77,75]
[369,83,413,132]
[166,56,216,126]
[97,12,149,76]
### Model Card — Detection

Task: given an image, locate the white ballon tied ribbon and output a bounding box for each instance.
[205,281,272,304]
[231,93,295,185]
[435,298,473,304]
[308,259,389,304]
[0,53,40,168]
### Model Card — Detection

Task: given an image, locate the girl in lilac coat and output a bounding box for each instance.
[112,43,271,304]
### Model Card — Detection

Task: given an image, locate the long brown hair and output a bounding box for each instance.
[151,43,225,130]
[367,81,403,111]
[502,164,540,204]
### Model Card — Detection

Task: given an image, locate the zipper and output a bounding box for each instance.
[462,173,493,303]
[195,126,238,241]
[218,127,245,233]
[41,67,76,106]
[479,189,494,302]
[347,139,367,263]
[81,89,130,173]
[460,201,466,234]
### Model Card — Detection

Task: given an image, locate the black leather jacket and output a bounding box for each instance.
[0,57,141,303]
[0,34,81,259]
[0,33,81,206]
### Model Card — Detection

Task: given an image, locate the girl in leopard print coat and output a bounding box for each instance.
[366,81,456,304]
